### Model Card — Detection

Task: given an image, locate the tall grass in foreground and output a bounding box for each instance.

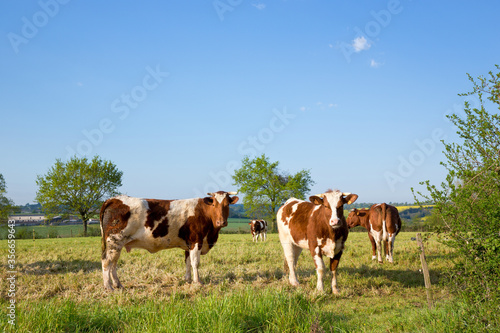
[0,233,498,332]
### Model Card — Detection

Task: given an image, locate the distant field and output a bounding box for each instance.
[0,231,467,332]
[395,205,434,212]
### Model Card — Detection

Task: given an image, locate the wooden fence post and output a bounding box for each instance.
[416,233,433,308]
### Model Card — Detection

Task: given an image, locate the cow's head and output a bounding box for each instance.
[203,191,239,228]
[309,190,358,227]
[248,220,256,231]
[346,208,367,229]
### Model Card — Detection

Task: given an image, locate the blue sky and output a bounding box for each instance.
[1,0,499,205]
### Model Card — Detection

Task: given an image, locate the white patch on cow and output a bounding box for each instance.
[213,193,226,204]
[322,190,343,226]
[297,239,309,249]
[321,238,339,258]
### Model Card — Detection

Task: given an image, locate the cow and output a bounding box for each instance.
[99,191,239,290]
[277,189,358,294]
[248,219,268,242]
[346,203,402,263]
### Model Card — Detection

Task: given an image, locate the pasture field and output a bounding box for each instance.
[0,231,472,332]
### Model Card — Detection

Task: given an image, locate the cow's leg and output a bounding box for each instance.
[368,232,377,261]
[311,246,325,292]
[384,239,390,261]
[387,233,395,263]
[371,231,383,263]
[263,232,266,242]
[189,243,202,284]
[184,250,192,282]
[102,236,125,290]
[330,251,343,295]
[252,233,256,242]
[282,242,302,286]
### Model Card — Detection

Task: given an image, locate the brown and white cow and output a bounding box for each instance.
[249,220,268,242]
[99,191,239,290]
[277,190,358,294]
[346,203,401,263]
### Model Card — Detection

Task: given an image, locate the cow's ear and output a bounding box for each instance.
[203,197,214,205]
[309,196,323,205]
[230,196,239,204]
[345,194,358,205]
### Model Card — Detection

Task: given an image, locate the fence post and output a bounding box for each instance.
[416,232,433,308]
[33,229,35,241]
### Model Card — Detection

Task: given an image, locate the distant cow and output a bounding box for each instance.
[249,220,268,242]
[346,203,402,263]
[277,190,358,293]
[99,191,239,290]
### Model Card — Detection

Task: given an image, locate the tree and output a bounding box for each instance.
[36,155,123,236]
[0,174,15,223]
[413,66,500,318]
[232,154,314,232]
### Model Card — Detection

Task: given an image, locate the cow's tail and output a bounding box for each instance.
[100,200,111,260]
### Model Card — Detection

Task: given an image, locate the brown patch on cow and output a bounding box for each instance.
[100,198,131,260]
[145,199,171,229]
[288,202,315,244]
[101,198,131,238]
[281,200,299,226]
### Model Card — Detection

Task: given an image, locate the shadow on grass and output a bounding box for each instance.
[342,264,444,287]
[19,259,101,275]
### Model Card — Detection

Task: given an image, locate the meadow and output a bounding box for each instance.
[0,227,471,333]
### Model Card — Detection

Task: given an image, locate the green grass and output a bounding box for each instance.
[0,232,495,332]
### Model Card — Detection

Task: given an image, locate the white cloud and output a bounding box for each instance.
[370,59,382,68]
[352,36,371,52]
[252,3,266,10]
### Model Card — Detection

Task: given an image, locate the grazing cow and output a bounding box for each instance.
[346,203,402,263]
[277,190,358,293]
[249,220,268,242]
[99,191,239,290]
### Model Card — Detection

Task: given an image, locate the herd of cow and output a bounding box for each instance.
[99,190,401,293]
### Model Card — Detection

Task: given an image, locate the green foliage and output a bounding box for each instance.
[36,155,123,236]
[414,66,500,313]
[232,154,314,231]
[0,173,15,223]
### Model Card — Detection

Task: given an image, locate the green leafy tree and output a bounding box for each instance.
[0,174,15,223]
[36,155,123,236]
[414,66,500,319]
[232,154,314,232]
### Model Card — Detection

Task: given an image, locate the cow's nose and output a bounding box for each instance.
[330,218,340,226]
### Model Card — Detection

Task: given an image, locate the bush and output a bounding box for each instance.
[414,66,500,323]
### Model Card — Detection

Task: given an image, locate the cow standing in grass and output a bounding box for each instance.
[249,220,268,242]
[99,191,239,290]
[277,189,358,294]
[346,203,401,263]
